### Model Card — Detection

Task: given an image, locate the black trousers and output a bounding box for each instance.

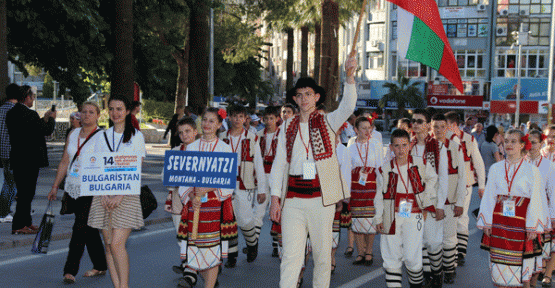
[12,166,39,231]
[63,196,107,276]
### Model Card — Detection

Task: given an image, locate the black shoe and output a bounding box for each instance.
[431,272,443,288]
[410,283,423,288]
[456,254,465,266]
[224,257,236,268]
[364,254,374,266]
[444,272,456,284]
[247,243,258,263]
[242,247,248,254]
[344,246,354,258]
[177,276,195,288]
[172,265,183,274]
[423,271,432,287]
[272,248,279,258]
[353,255,365,265]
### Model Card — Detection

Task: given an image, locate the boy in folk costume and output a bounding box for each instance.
[269,56,357,288]
[409,110,448,287]
[542,125,555,162]
[430,114,467,285]
[477,129,549,288]
[374,129,438,288]
[219,104,266,267]
[444,111,486,266]
[256,106,282,258]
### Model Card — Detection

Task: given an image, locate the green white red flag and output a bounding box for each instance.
[388,0,464,93]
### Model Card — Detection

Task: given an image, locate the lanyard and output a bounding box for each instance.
[356,138,370,169]
[395,158,411,193]
[265,128,278,156]
[180,144,186,151]
[76,128,99,158]
[505,158,524,195]
[112,130,124,152]
[229,129,244,153]
[298,124,310,160]
[199,138,219,152]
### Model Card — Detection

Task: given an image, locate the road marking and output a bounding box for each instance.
[0,227,174,267]
[337,268,384,288]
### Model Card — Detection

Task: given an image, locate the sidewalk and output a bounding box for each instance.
[0,142,173,250]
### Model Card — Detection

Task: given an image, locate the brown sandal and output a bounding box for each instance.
[63,274,75,284]
[83,269,107,277]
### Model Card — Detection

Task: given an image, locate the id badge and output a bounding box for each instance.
[358,172,368,186]
[200,194,208,203]
[503,200,515,217]
[69,167,79,178]
[399,199,413,218]
[303,161,316,180]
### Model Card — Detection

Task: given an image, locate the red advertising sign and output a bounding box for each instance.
[427,95,483,108]
[490,101,538,114]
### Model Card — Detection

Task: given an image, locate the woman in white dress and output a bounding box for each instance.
[48,102,107,284]
[348,116,383,266]
[88,97,146,288]
[177,107,233,288]
[477,129,549,288]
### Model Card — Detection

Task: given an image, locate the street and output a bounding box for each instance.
[0,142,494,287]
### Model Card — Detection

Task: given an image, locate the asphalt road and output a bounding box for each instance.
[0,142,496,287]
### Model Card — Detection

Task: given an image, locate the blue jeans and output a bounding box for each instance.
[0,158,17,217]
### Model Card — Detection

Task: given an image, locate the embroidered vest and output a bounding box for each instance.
[220,129,257,190]
[379,155,435,235]
[257,128,280,174]
[451,131,477,186]
[281,111,348,207]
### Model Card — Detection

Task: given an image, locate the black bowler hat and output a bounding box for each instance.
[292,77,326,107]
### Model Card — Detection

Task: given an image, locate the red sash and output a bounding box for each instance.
[285,175,322,199]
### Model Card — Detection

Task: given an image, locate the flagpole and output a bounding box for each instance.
[349,0,368,59]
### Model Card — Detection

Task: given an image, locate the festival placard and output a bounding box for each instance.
[79,152,142,196]
[163,150,238,189]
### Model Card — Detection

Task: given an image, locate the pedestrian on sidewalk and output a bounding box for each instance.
[48,101,107,284]
[7,85,56,234]
[88,96,146,288]
[0,84,20,223]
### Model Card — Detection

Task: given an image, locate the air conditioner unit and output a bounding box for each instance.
[496,26,507,36]
[499,9,508,16]
[520,9,529,16]
[371,40,379,47]
[477,4,486,12]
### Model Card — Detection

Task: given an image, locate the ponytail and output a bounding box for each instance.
[123,113,136,143]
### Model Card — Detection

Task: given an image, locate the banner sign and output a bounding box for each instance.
[427,95,483,108]
[163,150,238,189]
[80,153,142,196]
[490,78,548,101]
[490,100,539,114]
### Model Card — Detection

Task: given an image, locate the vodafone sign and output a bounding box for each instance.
[427,95,483,108]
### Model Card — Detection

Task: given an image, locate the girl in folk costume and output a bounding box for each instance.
[162,117,199,277]
[526,130,555,287]
[477,129,549,288]
[176,108,233,288]
[375,129,438,288]
[348,116,383,267]
[88,97,146,288]
[542,125,555,162]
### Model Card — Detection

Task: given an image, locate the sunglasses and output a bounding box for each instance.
[411,119,425,125]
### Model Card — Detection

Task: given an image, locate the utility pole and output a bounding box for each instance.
[547,4,555,124]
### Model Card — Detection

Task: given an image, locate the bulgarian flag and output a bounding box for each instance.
[388,0,464,93]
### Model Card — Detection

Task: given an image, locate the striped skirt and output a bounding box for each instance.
[88,195,144,230]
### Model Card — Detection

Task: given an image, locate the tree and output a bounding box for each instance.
[187,1,209,113]
[320,0,339,111]
[42,72,54,98]
[112,0,134,102]
[0,0,7,102]
[379,76,425,117]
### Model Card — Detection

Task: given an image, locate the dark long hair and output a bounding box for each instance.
[108,96,136,143]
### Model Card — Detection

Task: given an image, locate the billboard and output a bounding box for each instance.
[490,78,548,101]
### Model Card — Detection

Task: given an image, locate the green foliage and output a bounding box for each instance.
[24,64,43,77]
[141,99,175,122]
[42,72,54,98]
[379,76,425,116]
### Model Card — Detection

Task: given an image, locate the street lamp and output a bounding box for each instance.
[511,24,529,127]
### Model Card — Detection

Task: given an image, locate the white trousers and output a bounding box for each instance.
[280,197,334,288]
[442,205,458,272]
[422,212,444,273]
[456,186,473,256]
[233,188,262,246]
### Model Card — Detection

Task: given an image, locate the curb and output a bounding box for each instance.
[0,216,173,250]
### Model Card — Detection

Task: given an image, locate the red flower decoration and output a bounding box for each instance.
[218,108,227,120]
[367,112,379,125]
[541,134,547,142]
[522,134,532,151]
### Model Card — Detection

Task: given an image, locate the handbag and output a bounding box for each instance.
[31,201,56,254]
[59,192,75,215]
[140,185,157,219]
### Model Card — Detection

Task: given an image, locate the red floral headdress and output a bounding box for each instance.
[367,112,379,125]
[218,108,227,120]
[522,134,532,151]
[540,134,547,142]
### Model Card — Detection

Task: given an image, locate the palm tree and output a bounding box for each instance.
[379,75,424,118]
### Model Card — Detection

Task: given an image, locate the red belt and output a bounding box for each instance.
[286,175,322,199]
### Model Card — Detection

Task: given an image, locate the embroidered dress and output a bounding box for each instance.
[348,138,382,234]
[177,138,233,271]
[477,160,548,287]
[526,155,555,261]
